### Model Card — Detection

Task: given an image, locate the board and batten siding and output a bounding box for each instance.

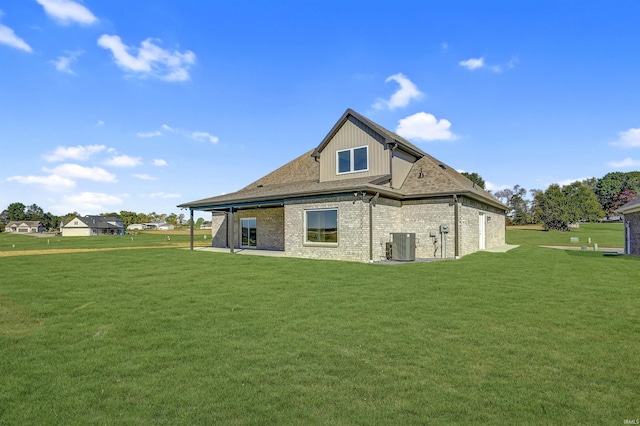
[319,120,389,182]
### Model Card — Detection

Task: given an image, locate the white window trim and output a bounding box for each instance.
[336,145,369,175]
[304,208,339,246]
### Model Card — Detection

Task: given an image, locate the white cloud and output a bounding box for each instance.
[43,163,117,182]
[607,157,640,168]
[137,130,162,138]
[485,182,511,192]
[459,56,517,73]
[191,131,219,144]
[441,42,448,52]
[149,192,181,199]
[7,174,75,191]
[459,57,485,70]
[395,112,457,142]
[153,159,168,166]
[50,50,82,74]
[372,73,423,110]
[43,144,106,162]
[133,173,157,180]
[53,192,123,215]
[161,124,174,132]
[96,120,105,127]
[557,177,591,186]
[610,128,640,147]
[0,23,32,52]
[36,0,97,25]
[97,34,196,82]
[103,155,142,167]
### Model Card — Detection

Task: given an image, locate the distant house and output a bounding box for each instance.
[179,109,508,262]
[142,222,174,231]
[127,224,144,231]
[5,221,46,234]
[61,215,125,236]
[617,197,640,256]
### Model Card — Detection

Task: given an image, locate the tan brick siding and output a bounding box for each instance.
[207,194,505,262]
[624,212,640,255]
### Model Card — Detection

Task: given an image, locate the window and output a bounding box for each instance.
[337,146,368,174]
[305,209,338,244]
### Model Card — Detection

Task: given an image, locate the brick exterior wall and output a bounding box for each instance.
[208,194,506,262]
[209,207,285,251]
[624,212,640,255]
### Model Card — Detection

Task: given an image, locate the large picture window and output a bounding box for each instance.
[337,146,368,174]
[305,209,338,244]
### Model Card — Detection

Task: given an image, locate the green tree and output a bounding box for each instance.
[494,185,532,225]
[166,213,178,226]
[563,181,604,222]
[461,172,486,189]
[7,202,27,221]
[533,181,604,231]
[195,217,204,228]
[118,210,139,227]
[595,172,640,216]
[25,204,45,220]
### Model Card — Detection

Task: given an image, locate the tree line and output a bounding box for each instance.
[0,203,197,232]
[462,171,639,231]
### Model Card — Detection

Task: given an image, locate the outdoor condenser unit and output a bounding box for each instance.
[390,233,416,261]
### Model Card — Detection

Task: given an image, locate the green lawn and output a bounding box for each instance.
[507,222,624,248]
[1,244,639,424]
[0,229,210,253]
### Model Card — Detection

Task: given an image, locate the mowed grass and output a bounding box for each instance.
[507,222,624,248]
[0,229,211,254]
[1,246,639,424]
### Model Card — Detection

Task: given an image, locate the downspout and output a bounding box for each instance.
[189,209,194,250]
[229,207,235,254]
[368,192,379,263]
[454,195,460,258]
[388,142,397,189]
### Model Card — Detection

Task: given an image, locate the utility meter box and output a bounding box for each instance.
[440,224,450,233]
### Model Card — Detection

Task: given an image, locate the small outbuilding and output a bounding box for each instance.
[617,197,640,256]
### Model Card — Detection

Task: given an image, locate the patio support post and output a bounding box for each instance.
[190,209,194,250]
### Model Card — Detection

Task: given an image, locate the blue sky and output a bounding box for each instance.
[2,1,640,218]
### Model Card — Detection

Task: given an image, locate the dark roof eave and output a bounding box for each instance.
[402,190,508,211]
[179,184,403,211]
[180,187,506,212]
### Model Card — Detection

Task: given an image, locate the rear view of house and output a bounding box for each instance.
[179,109,507,262]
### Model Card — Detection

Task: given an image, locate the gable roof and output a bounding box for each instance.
[313,108,426,159]
[6,221,43,227]
[65,215,124,229]
[179,109,507,211]
[617,196,640,214]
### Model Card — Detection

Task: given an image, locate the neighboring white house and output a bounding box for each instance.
[179,109,508,262]
[61,215,125,236]
[127,224,144,231]
[5,221,46,234]
[142,222,175,231]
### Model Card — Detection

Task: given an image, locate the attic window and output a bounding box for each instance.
[337,146,368,174]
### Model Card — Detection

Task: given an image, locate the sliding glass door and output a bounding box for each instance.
[241,218,257,248]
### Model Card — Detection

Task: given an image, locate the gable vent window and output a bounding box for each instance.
[337,146,368,174]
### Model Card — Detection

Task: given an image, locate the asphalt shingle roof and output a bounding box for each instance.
[179,109,506,211]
